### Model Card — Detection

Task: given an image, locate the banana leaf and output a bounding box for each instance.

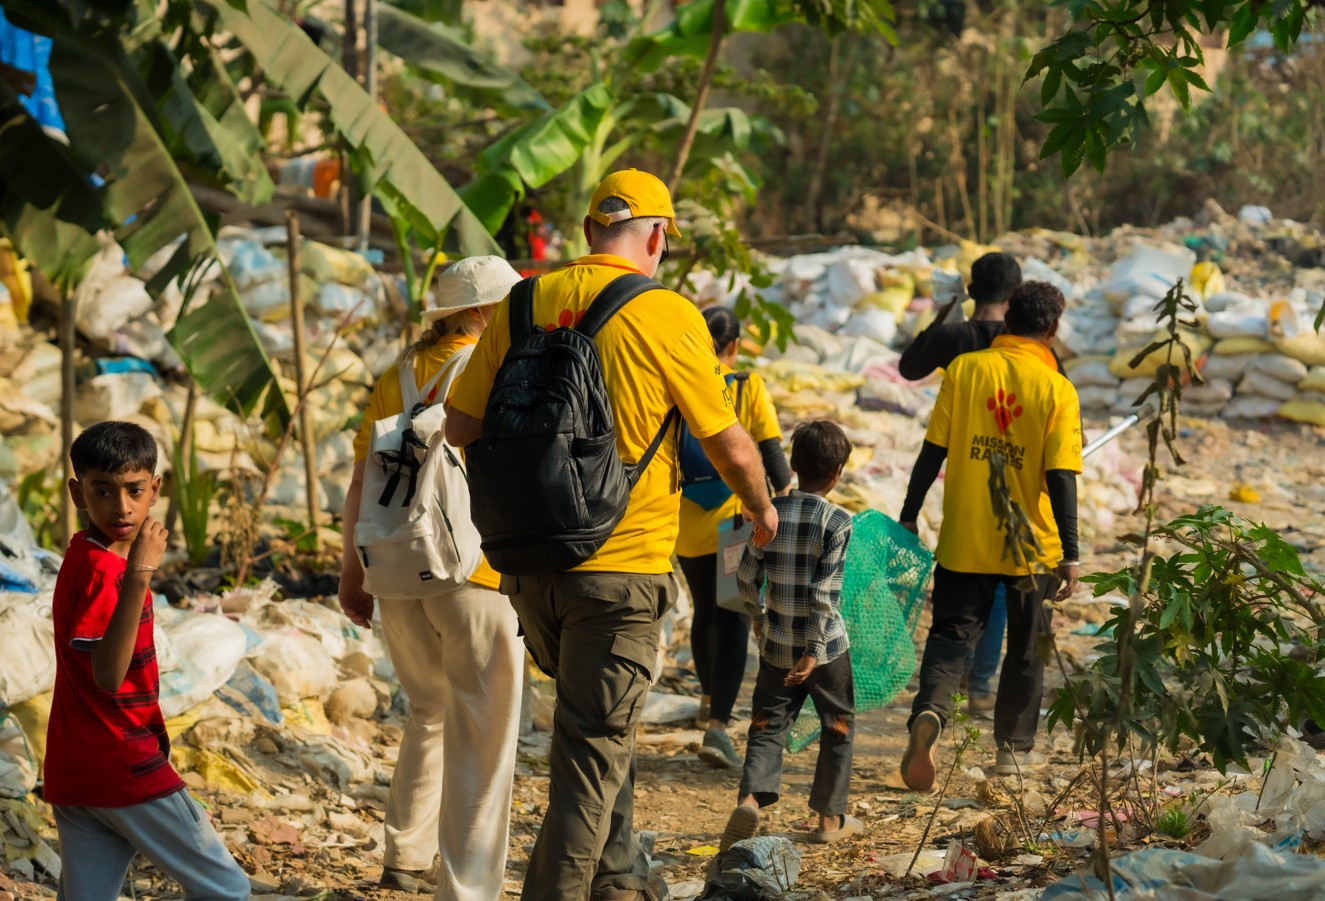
[376,4,547,113]
[477,82,615,190]
[207,0,500,256]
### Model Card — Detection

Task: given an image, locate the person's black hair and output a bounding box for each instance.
[790,420,852,485]
[703,306,742,354]
[969,252,1022,305]
[1004,281,1066,338]
[70,421,158,477]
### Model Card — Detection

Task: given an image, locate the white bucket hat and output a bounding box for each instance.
[422,256,522,323]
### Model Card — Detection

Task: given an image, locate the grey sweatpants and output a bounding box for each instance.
[53,789,249,901]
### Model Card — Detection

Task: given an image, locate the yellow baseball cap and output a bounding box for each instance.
[587,169,682,238]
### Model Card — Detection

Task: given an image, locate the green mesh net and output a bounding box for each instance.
[787,510,934,753]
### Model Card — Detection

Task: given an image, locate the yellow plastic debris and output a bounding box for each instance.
[171,747,263,795]
[686,844,720,857]
[1278,400,1325,428]
[8,691,51,775]
[1110,330,1212,378]
[955,240,1001,279]
[1277,333,1325,367]
[1189,261,1225,299]
[1214,337,1276,356]
[1229,483,1261,504]
[858,286,914,323]
[283,698,333,736]
[165,708,203,741]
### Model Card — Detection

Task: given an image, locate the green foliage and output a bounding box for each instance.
[1028,0,1318,176]
[1156,807,1189,838]
[171,433,217,568]
[1047,505,1325,773]
[17,470,61,553]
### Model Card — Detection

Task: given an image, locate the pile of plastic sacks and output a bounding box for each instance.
[0,226,403,515]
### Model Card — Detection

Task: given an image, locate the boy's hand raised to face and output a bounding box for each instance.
[784,654,817,687]
[128,518,168,571]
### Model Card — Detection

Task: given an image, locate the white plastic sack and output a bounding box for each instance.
[838,308,897,345]
[1238,370,1298,401]
[74,372,163,423]
[77,275,155,344]
[155,607,248,719]
[1184,378,1234,405]
[315,282,377,324]
[1222,395,1282,419]
[825,258,878,308]
[1184,400,1227,418]
[1207,306,1269,340]
[1201,353,1256,383]
[804,304,851,332]
[0,714,35,799]
[0,593,55,706]
[1066,358,1117,388]
[1205,291,1254,313]
[1022,258,1075,299]
[1247,353,1309,384]
[250,630,338,705]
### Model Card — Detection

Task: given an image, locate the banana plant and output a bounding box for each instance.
[0,0,500,432]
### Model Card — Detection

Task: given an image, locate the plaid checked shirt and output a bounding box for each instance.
[738,491,852,669]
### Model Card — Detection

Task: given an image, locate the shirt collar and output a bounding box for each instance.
[991,334,1058,371]
[564,254,646,276]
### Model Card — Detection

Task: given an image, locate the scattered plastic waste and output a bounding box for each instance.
[699,836,801,900]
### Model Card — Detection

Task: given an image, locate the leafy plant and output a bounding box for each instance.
[905,695,982,876]
[17,469,61,552]
[171,429,217,568]
[1157,807,1190,839]
[1048,505,1325,773]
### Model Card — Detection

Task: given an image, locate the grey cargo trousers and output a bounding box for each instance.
[503,571,674,900]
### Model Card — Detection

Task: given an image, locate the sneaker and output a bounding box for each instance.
[967,693,996,715]
[900,710,942,791]
[697,728,742,769]
[590,874,670,900]
[719,805,760,852]
[993,748,1047,776]
[380,866,436,893]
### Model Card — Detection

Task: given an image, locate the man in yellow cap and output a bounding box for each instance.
[447,169,778,900]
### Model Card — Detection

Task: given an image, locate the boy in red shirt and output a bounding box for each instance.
[45,421,249,900]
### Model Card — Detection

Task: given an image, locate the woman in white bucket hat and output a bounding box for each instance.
[339,256,523,897]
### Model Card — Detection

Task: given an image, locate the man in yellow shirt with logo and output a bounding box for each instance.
[896,281,1082,790]
[446,170,778,901]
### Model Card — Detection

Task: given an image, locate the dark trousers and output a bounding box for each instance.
[679,553,750,725]
[503,571,675,900]
[910,564,1059,752]
[739,653,854,817]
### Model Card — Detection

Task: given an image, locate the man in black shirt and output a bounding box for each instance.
[897,252,1022,381]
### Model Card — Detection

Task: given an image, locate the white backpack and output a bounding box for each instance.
[354,346,482,599]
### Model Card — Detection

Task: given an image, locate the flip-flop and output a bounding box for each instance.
[804,814,863,844]
[901,710,942,792]
[719,806,760,852]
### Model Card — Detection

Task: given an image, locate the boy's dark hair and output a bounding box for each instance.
[1004,281,1066,338]
[790,420,852,485]
[70,421,158,477]
[968,252,1022,305]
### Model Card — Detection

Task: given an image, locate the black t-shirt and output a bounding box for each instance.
[898,320,1006,381]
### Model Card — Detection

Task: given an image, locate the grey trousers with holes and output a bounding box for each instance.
[53,789,249,901]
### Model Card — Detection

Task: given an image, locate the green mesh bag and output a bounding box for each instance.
[786,510,934,753]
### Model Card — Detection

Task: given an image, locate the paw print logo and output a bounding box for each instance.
[546,308,587,331]
[987,389,1023,434]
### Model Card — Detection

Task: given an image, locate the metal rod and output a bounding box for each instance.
[287,210,320,548]
[1082,399,1159,459]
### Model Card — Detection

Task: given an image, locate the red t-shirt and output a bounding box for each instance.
[44,532,184,807]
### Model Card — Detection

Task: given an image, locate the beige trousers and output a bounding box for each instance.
[379,581,523,901]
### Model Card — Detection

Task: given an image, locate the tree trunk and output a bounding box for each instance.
[666,0,728,194]
[804,36,848,233]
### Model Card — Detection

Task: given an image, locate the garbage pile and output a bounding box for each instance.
[0,227,404,517]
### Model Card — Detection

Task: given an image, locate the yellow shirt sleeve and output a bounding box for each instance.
[1044,382,1084,473]
[924,366,955,450]
[742,372,781,443]
[448,299,511,418]
[353,364,404,462]
[664,316,738,440]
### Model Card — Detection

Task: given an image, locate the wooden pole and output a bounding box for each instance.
[59,288,77,545]
[287,210,320,548]
[340,0,358,236]
[358,0,377,252]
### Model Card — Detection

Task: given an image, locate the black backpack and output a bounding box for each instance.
[466,273,679,576]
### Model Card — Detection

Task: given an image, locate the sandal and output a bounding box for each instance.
[719,806,760,852]
[804,814,863,844]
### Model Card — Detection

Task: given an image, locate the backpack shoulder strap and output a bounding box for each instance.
[578,273,663,338]
[731,370,749,413]
[429,343,475,409]
[399,356,431,412]
[509,277,538,344]
[626,406,680,488]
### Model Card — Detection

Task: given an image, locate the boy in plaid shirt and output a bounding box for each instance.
[720,420,859,848]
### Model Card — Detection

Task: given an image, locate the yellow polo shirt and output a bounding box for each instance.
[675,367,781,558]
[354,335,500,591]
[448,254,738,575]
[926,334,1082,575]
